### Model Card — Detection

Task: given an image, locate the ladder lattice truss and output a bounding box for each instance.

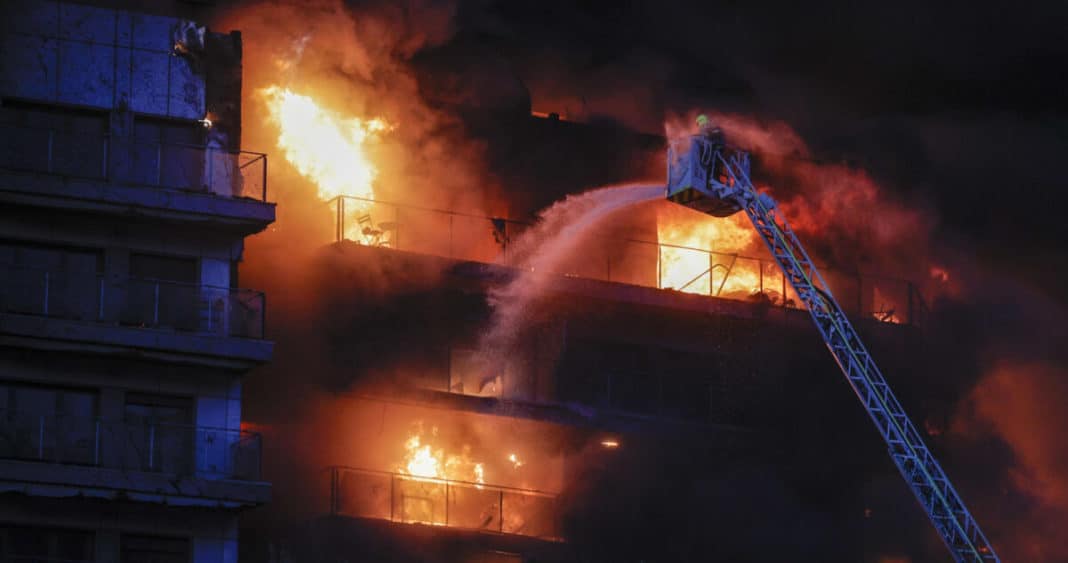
[715,151,999,562]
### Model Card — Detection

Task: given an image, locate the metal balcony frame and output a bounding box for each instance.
[0,264,267,340]
[0,410,263,481]
[0,123,269,201]
[328,466,561,541]
[330,194,929,327]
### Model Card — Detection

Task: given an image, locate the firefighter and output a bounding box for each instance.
[695,114,725,144]
[696,114,726,180]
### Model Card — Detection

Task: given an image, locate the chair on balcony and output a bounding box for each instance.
[357,215,396,248]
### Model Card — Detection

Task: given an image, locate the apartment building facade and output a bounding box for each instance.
[245,200,933,562]
[0,2,273,561]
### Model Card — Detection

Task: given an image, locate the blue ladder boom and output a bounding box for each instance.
[666,137,999,562]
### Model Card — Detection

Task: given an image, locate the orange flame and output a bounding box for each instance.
[399,426,485,485]
[403,435,441,478]
[657,208,758,296]
[261,86,388,207]
[396,425,491,526]
[508,453,523,469]
[871,286,902,324]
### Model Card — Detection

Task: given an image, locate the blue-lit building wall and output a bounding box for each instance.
[0,1,274,561]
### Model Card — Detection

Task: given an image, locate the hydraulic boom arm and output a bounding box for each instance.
[666,137,998,562]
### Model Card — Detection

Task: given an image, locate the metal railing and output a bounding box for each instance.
[0,124,268,201]
[329,466,560,541]
[332,195,929,327]
[0,410,262,481]
[0,263,266,339]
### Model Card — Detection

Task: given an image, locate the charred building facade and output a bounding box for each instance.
[241,110,946,561]
[0,1,273,561]
[0,2,973,562]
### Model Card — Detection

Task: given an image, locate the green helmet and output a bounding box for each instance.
[696,114,710,128]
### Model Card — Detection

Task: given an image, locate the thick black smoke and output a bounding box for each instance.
[445,0,1068,302]
[204,1,1068,559]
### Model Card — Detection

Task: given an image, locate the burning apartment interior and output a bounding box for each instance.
[1,0,1067,562]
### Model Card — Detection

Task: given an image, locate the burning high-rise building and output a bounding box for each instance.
[216,6,947,556]
[2,0,1042,561]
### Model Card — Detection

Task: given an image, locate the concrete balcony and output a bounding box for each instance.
[329,466,560,542]
[0,411,269,508]
[329,195,930,328]
[0,125,274,234]
[0,264,272,368]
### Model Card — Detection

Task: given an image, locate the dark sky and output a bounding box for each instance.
[443,0,1068,300]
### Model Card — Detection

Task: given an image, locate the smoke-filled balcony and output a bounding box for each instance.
[264,396,568,545]
[0,264,271,366]
[0,410,267,506]
[330,195,929,327]
[329,467,560,541]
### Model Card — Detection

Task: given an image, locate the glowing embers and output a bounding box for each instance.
[871,286,903,324]
[261,86,388,209]
[508,453,523,469]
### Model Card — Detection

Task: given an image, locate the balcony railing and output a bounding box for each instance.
[0,124,268,201]
[0,264,266,339]
[0,410,262,481]
[329,466,560,541]
[332,195,929,327]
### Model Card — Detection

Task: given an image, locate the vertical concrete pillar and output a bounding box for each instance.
[200,257,229,288]
[195,376,244,478]
[226,378,241,432]
[200,257,230,335]
[108,91,134,184]
[101,247,129,323]
[98,388,125,469]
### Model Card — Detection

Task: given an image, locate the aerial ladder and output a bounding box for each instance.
[666,133,999,562]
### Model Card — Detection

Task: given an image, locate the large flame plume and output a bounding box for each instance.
[399,430,485,486]
[394,423,536,529]
[397,423,525,486]
[657,207,761,297]
[261,86,388,207]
